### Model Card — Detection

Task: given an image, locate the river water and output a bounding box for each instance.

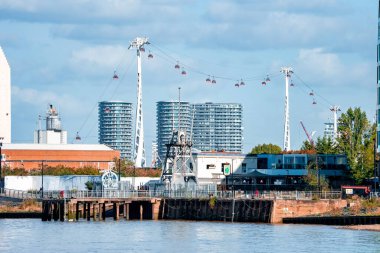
[0,219,379,253]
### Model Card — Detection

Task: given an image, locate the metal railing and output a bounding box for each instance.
[370,192,380,199]
[0,188,42,199]
[0,188,343,200]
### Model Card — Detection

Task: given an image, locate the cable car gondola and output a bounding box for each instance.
[113,71,119,80]
[175,61,180,69]
[75,132,81,141]
[148,51,153,59]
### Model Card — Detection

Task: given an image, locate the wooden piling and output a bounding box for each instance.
[126,203,130,220]
[93,203,97,221]
[60,201,65,222]
[86,202,91,221]
[76,202,80,221]
[102,203,106,221]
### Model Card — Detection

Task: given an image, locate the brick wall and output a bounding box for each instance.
[271,199,348,223]
[2,149,120,170]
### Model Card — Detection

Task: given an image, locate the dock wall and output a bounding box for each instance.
[40,198,350,224]
[159,198,273,223]
[271,199,348,223]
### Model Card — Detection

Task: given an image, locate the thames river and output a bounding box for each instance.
[0,219,379,253]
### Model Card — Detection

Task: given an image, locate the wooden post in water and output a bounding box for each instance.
[60,201,65,222]
[102,203,106,221]
[47,201,52,221]
[41,201,47,221]
[116,203,120,220]
[126,203,130,220]
[53,202,58,221]
[113,203,118,220]
[93,203,97,221]
[83,202,87,219]
[87,202,91,221]
[123,203,127,219]
[140,204,143,220]
[76,202,80,221]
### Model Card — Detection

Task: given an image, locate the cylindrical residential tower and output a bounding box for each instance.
[98,101,133,160]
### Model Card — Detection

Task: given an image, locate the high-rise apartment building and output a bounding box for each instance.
[0,47,11,143]
[156,102,243,164]
[98,101,133,160]
[156,101,191,163]
[192,103,243,153]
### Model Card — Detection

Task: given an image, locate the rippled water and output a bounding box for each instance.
[0,219,379,253]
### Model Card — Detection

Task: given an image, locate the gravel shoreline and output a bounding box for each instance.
[342,225,380,232]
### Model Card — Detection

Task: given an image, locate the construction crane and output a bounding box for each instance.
[300,121,315,147]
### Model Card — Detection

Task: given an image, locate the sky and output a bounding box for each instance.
[0,0,377,164]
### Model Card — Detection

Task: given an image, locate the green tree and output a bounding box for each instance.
[300,140,315,153]
[336,107,374,184]
[315,136,338,154]
[250,143,282,154]
[304,162,330,191]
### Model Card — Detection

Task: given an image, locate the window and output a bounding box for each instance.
[207,164,216,170]
[242,163,247,173]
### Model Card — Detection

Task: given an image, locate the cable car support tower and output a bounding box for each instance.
[281,67,293,151]
[129,37,149,168]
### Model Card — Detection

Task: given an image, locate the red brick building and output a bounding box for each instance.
[1,144,120,170]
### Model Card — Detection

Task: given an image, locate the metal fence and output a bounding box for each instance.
[0,187,345,200]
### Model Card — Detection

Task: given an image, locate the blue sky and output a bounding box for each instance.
[0,0,377,163]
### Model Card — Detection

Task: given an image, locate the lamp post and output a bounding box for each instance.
[374,137,378,193]
[231,159,235,198]
[133,165,136,190]
[118,159,121,182]
[316,153,321,192]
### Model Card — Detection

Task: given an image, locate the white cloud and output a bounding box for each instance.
[12,86,84,116]
[297,48,344,78]
[69,45,128,73]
